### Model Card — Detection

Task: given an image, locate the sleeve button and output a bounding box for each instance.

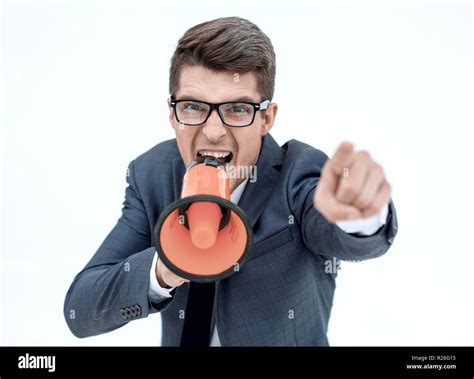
[135,304,142,317]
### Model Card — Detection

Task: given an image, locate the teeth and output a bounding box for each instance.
[199,151,231,159]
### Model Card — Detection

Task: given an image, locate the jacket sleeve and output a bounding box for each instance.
[287,147,398,261]
[64,160,174,338]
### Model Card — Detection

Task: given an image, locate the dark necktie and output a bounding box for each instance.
[180,282,216,347]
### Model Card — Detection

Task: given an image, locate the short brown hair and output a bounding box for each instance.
[169,17,276,101]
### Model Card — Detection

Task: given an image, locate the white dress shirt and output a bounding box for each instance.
[148,179,389,346]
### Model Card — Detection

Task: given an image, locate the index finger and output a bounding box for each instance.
[330,142,354,176]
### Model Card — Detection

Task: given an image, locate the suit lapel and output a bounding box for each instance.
[172,157,186,201]
[237,134,284,230]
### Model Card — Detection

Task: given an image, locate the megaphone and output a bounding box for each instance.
[153,155,252,282]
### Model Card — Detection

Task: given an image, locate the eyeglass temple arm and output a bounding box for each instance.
[258,100,270,110]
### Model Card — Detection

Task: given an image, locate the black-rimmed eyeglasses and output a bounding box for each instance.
[170,98,270,127]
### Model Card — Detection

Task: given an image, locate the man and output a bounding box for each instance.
[64,17,397,346]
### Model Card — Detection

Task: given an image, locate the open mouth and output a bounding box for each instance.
[197,150,233,166]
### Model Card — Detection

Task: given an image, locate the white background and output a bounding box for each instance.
[1,1,472,346]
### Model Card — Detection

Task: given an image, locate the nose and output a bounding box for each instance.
[201,109,227,142]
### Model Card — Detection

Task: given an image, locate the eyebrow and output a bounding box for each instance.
[176,95,259,103]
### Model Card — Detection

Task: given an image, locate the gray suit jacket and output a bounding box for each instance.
[64,134,398,346]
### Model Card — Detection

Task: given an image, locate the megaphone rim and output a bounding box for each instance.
[153,194,253,283]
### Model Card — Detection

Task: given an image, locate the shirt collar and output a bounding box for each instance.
[230,179,248,205]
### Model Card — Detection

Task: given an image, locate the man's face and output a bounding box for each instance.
[168,65,277,192]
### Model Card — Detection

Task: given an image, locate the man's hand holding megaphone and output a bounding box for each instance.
[313,142,392,224]
[156,258,190,288]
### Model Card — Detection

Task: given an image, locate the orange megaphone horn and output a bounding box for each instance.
[153,155,252,282]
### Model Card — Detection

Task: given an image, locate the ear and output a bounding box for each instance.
[260,102,278,136]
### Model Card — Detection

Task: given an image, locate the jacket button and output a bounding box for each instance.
[120,309,127,320]
[134,304,141,317]
[125,307,131,318]
[130,306,137,317]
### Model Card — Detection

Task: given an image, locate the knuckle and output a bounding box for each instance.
[368,202,381,215]
[355,195,370,209]
[373,163,384,176]
[358,150,371,161]
[342,184,358,199]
